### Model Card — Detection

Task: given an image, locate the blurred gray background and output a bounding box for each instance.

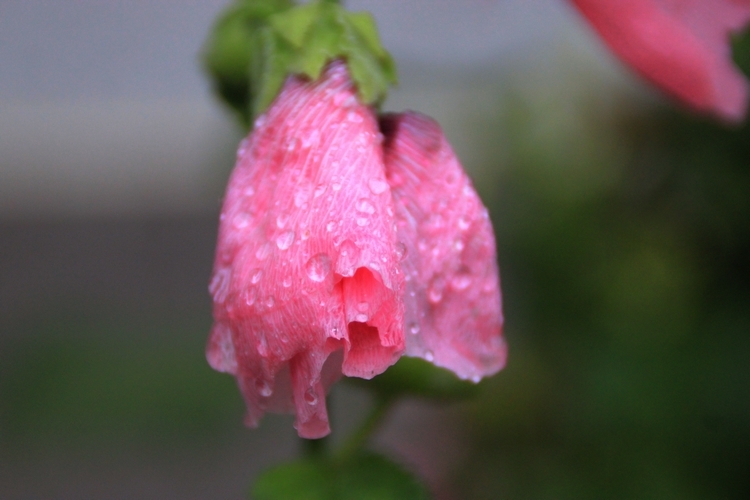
[9,1,742,500]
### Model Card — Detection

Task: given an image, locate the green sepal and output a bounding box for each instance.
[252,452,430,500]
[202,0,397,128]
[348,357,480,401]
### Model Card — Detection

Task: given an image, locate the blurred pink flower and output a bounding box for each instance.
[206,61,505,438]
[571,0,750,122]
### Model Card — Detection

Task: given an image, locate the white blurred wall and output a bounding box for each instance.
[0,0,640,219]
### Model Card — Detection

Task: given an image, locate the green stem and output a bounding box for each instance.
[335,396,394,461]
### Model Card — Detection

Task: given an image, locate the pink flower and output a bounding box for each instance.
[207,61,505,438]
[571,0,750,122]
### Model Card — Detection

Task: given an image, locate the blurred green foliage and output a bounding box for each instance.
[253,453,429,500]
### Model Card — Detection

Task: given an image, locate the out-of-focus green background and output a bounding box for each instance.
[1,1,749,498]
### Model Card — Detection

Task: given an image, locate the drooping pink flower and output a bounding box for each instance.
[571,0,750,122]
[381,112,506,382]
[207,61,505,438]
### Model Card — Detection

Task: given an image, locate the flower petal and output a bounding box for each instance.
[207,61,404,438]
[381,112,507,382]
[571,0,750,122]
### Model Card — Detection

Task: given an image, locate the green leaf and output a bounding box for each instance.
[253,460,333,500]
[350,357,480,401]
[336,453,431,500]
[251,453,430,500]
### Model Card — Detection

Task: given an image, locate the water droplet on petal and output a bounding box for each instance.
[368,178,389,195]
[276,214,289,229]
[458,216,471,231]
[265,296,275,308]
[471,375,481,383]
[356,217,369,227]
[355,313,368,322]
[451,272,472,291]
[243,185,255,197]
[302,129,320,148]
[233,213,250,228]
[347,110,363,123]
[276,231,294,250]
[249,268,263,284]
[237,138,249,159]
[256,379,273,397]
[244,288,256,306]
[326,221,336,232]
[355,198,375,214]
[395,242,407,261]
[408,322,420,335]
[209,268,231,302]
[254,115,267,129]
[305,254,331,282]
[304,388,318,405]
[425,350,435,362]
[428,277,445,304]
[332,182,342,191]
[283,276,292,288]
[454,239,465,252]
[294,189,309,208]
[257,336,269,356]
[314,185,327,198]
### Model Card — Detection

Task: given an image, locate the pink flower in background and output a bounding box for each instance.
[207,61,505,438]
[571,0,750,122]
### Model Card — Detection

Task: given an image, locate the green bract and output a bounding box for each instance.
[202,0,397,128]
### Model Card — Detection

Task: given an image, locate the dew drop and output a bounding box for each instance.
[458,216,471,231]
[408,322,420,335]
[265,296,275,308]
[249,268,263,284]
[254,115,267,129]
[314,185,327,198]
[232,213,250,228]
[454,239,465,252]
[347,110,363,123]
[471,375,482,384]
[276,231,294,250]
[243,185,256,197]
[276,214,289,229]
[355,313,368,322]
[257,336,269,357]
[237,138,249,159]
[244,289,256,306]
[425,350,435,362]
[368,178,389,195]
[332,182,342,191]
[451,273,472,291]
[395,242,407,260]
[304,388,318,405]
[356,217,369,227]
[256,379,273,397]
[302,129,320,148]
[305,254,331,282]
[209,268,231,302]
[294,189,309,208]
[286,138,299,152]
[428,288,443,303]
[355,198,375,214]
[326,221,336,232]
[282,276,292,288]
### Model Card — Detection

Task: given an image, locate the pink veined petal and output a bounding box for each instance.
[571,0,750,122]
[381,112,507,382]
[207,61,405,439]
